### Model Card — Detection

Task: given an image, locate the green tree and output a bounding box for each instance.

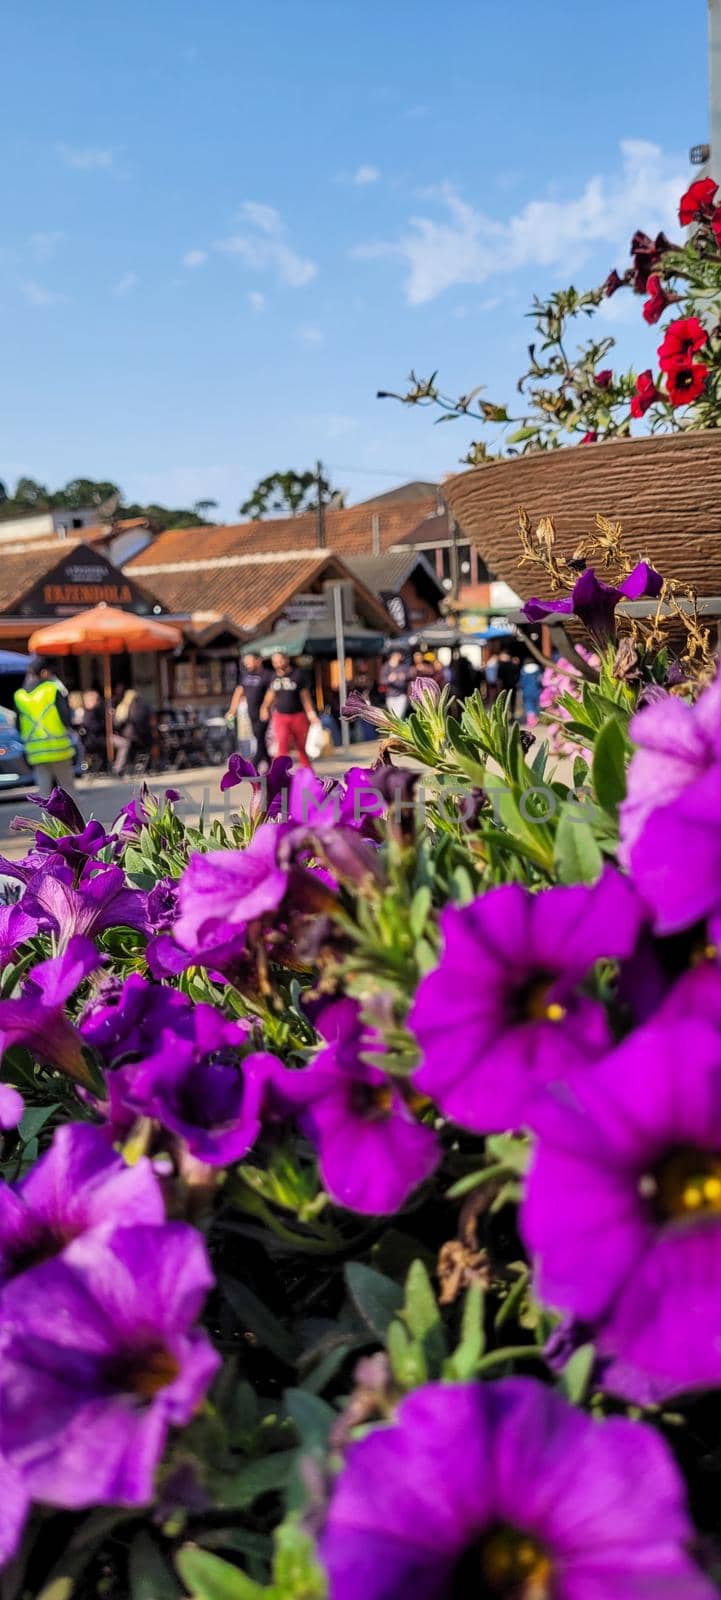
[239,468,340,520]
[193,498,219,518]
[55,478,121,509]
[13,477,50,509]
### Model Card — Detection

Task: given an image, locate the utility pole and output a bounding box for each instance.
[315,460,326,550]
[331,582,350,747]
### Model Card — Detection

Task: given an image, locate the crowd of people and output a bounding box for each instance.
[4,639,544,793]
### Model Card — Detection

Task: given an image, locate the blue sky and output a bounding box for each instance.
[0,0,709,519]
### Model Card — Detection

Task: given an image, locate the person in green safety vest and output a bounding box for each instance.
[14,658,76,798]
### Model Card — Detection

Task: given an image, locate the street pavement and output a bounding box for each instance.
[0,741,380,859]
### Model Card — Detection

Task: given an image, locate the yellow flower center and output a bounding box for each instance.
[525,981,566,1024]
[114,1344,181,1399]
[646,1147,721,1221]
[452,1527,552,1598]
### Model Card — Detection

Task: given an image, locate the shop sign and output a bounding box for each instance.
[15,545,159,619]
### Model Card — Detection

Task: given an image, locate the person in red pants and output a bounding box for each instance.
[260,651,320,768]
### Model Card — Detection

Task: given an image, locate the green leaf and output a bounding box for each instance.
[19,1103,59,1143]
[553,802,603,884]
[558,1342,596,1404]
[129,1533,182,1600]
[284,1389,335,1451]
[401,1260,446,1370]
[485,1135,530,1176]
[176,1546,265,1599]
[592,717,627,812]
[272,1520,327,1599]
[445,1283,486,1379]
[344,1263,404,1339]
[387,1320,428,1388]
[409,885,432,940]
[221,1278,298,1367]
[216,1450,297,1509]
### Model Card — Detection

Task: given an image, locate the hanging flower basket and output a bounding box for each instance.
[443,430,721,602]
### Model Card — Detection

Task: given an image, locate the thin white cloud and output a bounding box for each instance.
[21,281,67,306]
[57,144,114,171]
[216,201,317,288]
[248,291,266,312]
[182,248,208,268]
[355,140,687,305]
[353,164,381,186]
[113,271,139,296]
[29,231,64,260]
[295,324,324,346]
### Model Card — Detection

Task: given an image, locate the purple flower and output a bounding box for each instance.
[81,973,195,1067]
[0,1122,163,1287]
[408,675,441,705]
[112,1008,273,1167]
[0,937,101,1087]
[523,1017,721,1400]
[23,862,149,952]
[146,876,180,933]
[410,869,641,1133]
[29,785,86,832]
[172,825,288,964]
[321,1377,712,1600]
[341,691,389,729]
[0,1221,220,1508]
[524,562,662,645]
[35,817,114,867]
[620,670,721,862]
[0,1458,29,1568]
[220,754,293,811]
[0,901,40,965]
[0,1086,23,1130]
[272,999,439,1214]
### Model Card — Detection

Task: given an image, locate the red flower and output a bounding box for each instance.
[580,431,598,444]
[713,210,721,249]
[657,316,707,370]
[593,369,612,388]
[679,176,719,226]
[665,361,709,407]
[630,370,660,418]
[628,230,677,293]
[642,274,674,325]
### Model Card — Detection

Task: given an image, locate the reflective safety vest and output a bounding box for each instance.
[14,681,75,767]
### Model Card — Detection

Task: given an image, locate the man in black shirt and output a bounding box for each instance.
[260,651,320,768]
[227,652,272,768]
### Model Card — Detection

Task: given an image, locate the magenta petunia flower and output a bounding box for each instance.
[410,869,641,1133]
[0,1085,23,1130]
[620,668,721,861]
[112,1008,273,1167]
[0,1221,220,1508]
[272,999,440,1214]
[0,902,38,966]
[0,936,101,1087]
[22,861,149,952]
[523,1017,721,1400]
[80,972,196,1067]
[0,1122,163,1288]
[523,562,662,646]
[321,1378,713,1599]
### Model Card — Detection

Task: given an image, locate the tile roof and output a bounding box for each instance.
[346,550,444,597]
[0,546,78,612]
[134,552,395,636]
[126,497,440,568]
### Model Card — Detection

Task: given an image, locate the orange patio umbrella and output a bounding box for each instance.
[29,604,182,766]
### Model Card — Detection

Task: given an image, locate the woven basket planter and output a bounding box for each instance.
[443,432,721,602]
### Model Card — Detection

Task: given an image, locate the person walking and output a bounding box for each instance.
[260,651,320,768]
[380,649,410,719]
[112,688,152,776]
[14,658,76,797]
[227,652,272,769]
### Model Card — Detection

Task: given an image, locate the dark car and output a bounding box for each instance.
[0,708,34,796]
